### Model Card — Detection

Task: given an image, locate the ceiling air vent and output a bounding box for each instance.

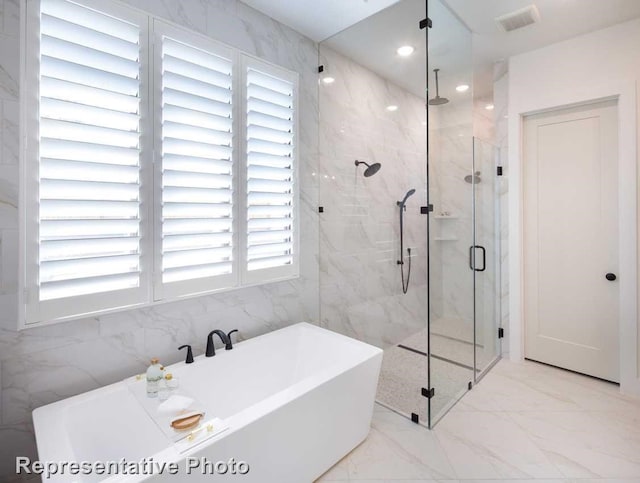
[496,5,540,32]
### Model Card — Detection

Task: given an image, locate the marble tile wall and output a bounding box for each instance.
[318,46,429,350]
[428,99,475,326]
[316,45,502,359]
[428,91,501,359]
[0,1,319,480]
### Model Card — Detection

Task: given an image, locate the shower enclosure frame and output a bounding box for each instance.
[316,0,503,431]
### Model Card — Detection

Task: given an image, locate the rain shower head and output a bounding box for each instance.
[428,96,449,106]
[355,160,381,177]
[428,68,449,106]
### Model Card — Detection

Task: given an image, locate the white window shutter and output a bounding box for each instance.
[25,0,151,324]
[153,22,238,299]
[241,57,299,284]
[23,3,301,326]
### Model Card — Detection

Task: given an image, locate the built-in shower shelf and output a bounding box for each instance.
[434,236,458,241]
[434,215,459,219]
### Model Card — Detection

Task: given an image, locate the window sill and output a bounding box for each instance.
[18,273,301,330]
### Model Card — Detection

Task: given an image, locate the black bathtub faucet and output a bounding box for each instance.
[206,330,230,357]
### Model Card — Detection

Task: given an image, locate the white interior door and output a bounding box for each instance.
[523,99,619,383]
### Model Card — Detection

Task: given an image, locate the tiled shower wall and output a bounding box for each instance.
[0,1,319,479]
[429,88,500,356]
[428,99,474,325]
[318,46,429,349]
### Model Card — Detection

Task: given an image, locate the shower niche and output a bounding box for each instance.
[433,215,459,242]
[318,0,502,428]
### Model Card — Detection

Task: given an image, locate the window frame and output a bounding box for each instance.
[20,0,300,329]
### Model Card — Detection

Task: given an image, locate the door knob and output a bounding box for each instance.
[605,273,617,281]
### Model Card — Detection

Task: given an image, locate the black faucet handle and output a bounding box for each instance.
[226,329,238,350]
[178,344,194,364]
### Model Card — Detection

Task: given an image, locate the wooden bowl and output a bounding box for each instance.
[171,413,203,431]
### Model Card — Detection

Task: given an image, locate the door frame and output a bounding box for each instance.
[508,80,639,396]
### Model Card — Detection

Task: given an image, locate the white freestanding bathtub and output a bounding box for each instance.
[32,323,383,482]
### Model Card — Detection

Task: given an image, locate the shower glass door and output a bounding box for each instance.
[426,0,475,426]
[473,138,502,376]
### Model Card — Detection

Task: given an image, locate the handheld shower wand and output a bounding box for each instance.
[399,189,416,208]
[397,189,416,294]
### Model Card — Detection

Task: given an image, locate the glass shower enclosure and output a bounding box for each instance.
[318,0,501,428]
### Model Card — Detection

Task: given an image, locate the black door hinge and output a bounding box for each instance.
[498,327,504,339]
[318,65,324,73]
[420,204,433,215]
[468,381,473,390]
[411,413,419,423]
[421,387,435,399]
[318,206,324,213]
[419,18,432,29]
[497,166,503,176]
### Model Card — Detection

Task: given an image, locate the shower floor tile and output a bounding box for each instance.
[376,320,499,423]
[376,339,474,423]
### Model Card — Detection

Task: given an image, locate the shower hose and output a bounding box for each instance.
[399,211,412,294]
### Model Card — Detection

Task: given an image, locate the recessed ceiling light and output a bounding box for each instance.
[485,104,494,110]
[397,45,415,57]
[322,76,335,84]
[456,84,469,92]
[386,105,398,112]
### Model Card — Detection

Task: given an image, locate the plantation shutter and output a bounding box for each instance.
[25,3,302,326]
[154,22,238,298]
[242,57,299,284]
[26,0,150,323]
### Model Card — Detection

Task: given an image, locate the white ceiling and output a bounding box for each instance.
[242,0,640,102]
[445,0,640,65]
[446,0,640,101]
[322,0,471,101]
[240,0,400,42]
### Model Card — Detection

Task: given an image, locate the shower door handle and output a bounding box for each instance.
[469,245,486,272]
[476,245,486,272]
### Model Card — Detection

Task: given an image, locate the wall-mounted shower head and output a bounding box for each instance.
[398,188,416,208]
[428,68,449,106]
[355,160,381,177]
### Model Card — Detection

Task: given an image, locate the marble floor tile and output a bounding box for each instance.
[341,425,456,481]
[507,410,640,478]
[491,360,640,414]
[318,359,640,483]
[317,408,455,482]
[333,480,459,483]
[434,410,563,480]
[456,480,568,483]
